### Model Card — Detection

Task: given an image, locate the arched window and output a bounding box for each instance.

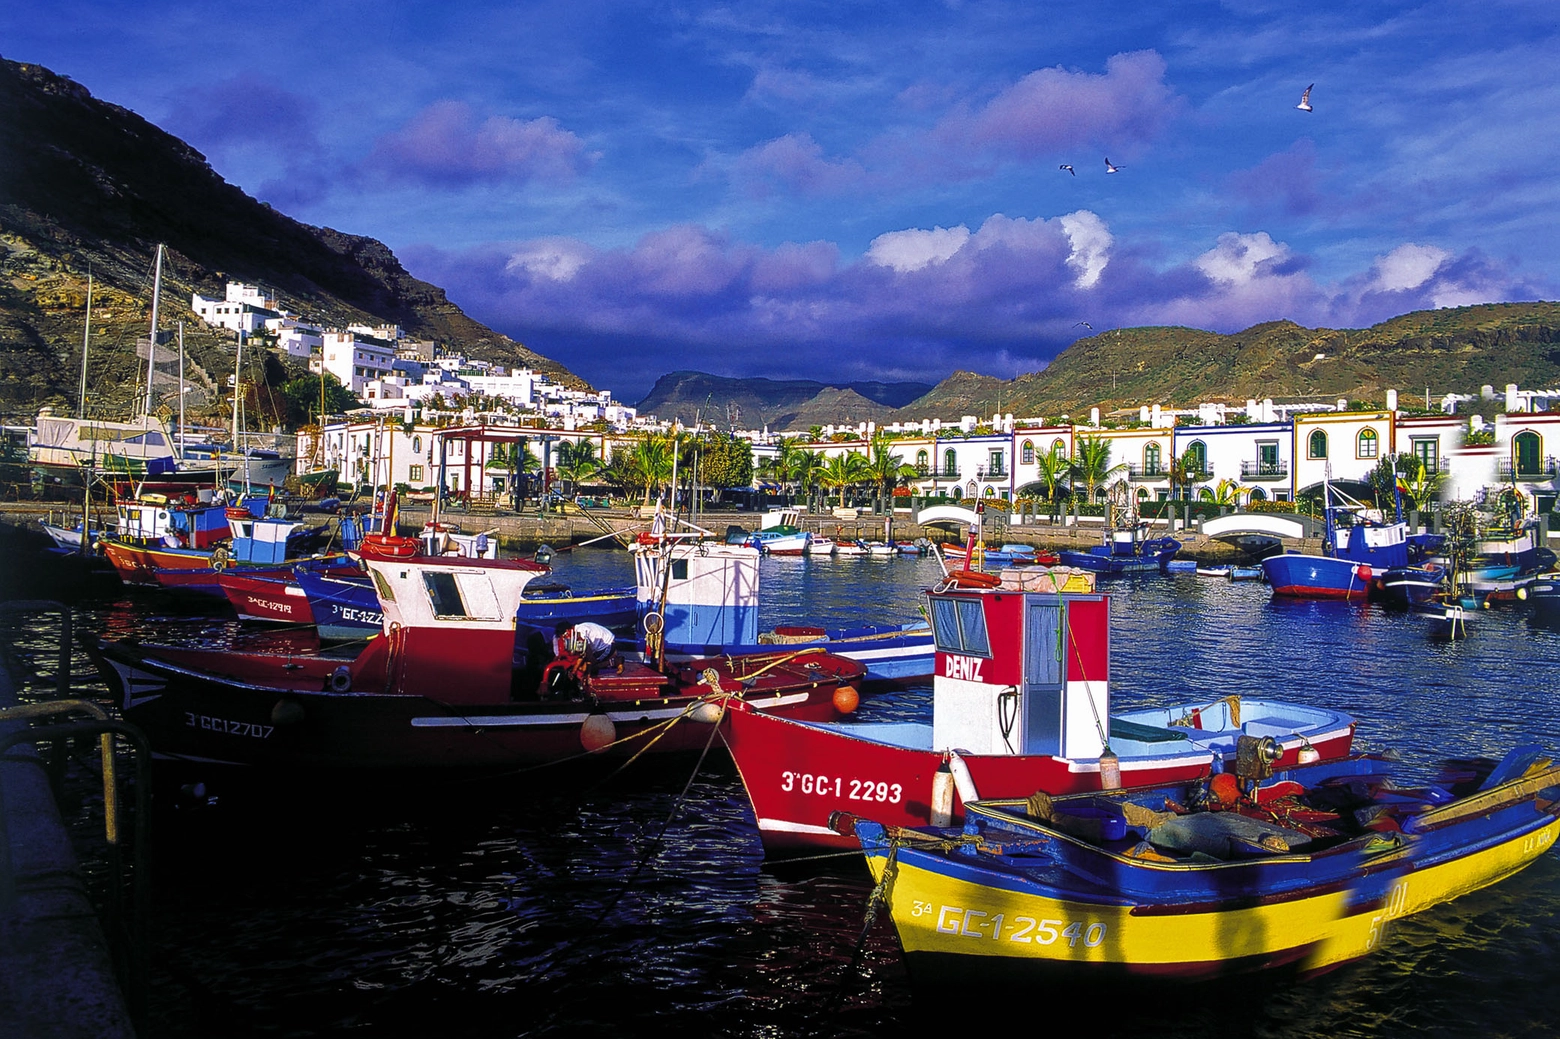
[1184,440,1206,474]
[1144,443,1162,474]
[1515,431,1542,476]
[1308,429,1328,459]
[967,481,978,498]
[1250,487,1267,501]
[412,436,422,453]
[943,449,957,476]
[1357,428,1378,459]
[1051,438,1066,457]
[949,486,962,500]
[983,485,996,497]
[915,449,928,474]
[1021,440,1034,465]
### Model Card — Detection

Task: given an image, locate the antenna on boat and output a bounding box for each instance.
[78,265,92,419]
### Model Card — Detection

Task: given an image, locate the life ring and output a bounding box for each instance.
[328,665,352,692]
[949,569,1001,589]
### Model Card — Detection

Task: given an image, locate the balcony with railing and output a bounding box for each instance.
[1498,457,1560,481]
[1126,463,1169,482]
[1241,460,1290,481]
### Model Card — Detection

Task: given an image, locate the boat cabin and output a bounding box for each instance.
[632,539,760,646]
[117,499,230,549]
[925,572,1110,760]
[361,555,551,701]
[1326,510,1410,568]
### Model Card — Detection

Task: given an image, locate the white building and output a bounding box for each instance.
[1173,422,1293,503]
[191,282,282,335]
[315,331,397,393]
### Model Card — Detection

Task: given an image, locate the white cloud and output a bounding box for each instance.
[506,239,594,282]
[865,225,971,272]
[1195,231,1289,285]
[1058,210,1112,288]
[1371,243,1449,292]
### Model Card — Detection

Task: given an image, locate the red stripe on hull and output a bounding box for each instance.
[1269,585,1367,600]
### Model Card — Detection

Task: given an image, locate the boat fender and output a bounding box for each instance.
[328,665,352,693]
[832,685,860,715]
[947,749,979,804]
[1098,746,1122,791]
[689,700,725,724]
[271,697,306,726]
[1517,586,1529,601]
[1355,564,1372,582]
[930,759,955,827]
[580,713,617,753]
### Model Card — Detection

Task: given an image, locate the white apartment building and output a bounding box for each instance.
[1173,422,1292,503]
[315,331,397,393]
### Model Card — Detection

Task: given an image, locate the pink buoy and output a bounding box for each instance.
[580,713,616,753]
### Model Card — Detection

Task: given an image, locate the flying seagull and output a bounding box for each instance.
[1105,158,1121,173]
[1074,321,1093,329]
[1297,84,1313,112]
[1060,164,1074,175]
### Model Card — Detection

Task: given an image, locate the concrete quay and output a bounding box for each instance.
[0,654,136,1039]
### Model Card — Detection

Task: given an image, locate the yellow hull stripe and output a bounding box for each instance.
[870,817,1559,970]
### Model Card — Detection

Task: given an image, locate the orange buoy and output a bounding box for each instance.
[832,685,860,714]
[1209,771,1240,807]
[580,713,617,753]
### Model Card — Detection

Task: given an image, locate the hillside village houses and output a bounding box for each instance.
[192,282,1559,515]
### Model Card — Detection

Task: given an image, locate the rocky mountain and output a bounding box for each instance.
[899,304,1560,421]
[636,371,933,431]
[0,56,585,422]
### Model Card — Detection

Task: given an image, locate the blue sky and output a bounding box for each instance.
[6,1,1559,404]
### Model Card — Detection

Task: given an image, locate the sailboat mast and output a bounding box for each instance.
[78,268,92,418]
[144,245,163,419]
[177,322,186,458]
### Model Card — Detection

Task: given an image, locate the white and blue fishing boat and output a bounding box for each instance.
[629,532,933,686]
[841,744,1560,984]
[1262,481,1438,601]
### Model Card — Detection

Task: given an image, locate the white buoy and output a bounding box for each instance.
[580,713,617,753]
[1098,746,1122,790]
[930,761,955,827]
[689,700,724,724]
[947,750,979,804]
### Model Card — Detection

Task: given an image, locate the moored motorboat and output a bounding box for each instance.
[1262,482,1438,601]
[1057,525,1180,575]
[842,745,1560,984]
[719,566,1353,855]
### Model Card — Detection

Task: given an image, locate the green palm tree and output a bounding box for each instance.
[1168,451,1200,501]
[1400,455,1443,511]
[819,450,872,507]
[1069,436,1126,506]
[1198,478,1243,506]
[1033,444,1070,506]
[553,440,599,496]
[792,449,826,510]
[866,436,917,510]
[770,437,809,503]
[629,435,675,506]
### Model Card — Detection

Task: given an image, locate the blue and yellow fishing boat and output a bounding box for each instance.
[842,742,1560,983]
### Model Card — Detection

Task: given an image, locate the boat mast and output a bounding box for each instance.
[143,245,163,420]
[78,267,92,418]
[177,322,186,460]
[231,329,244,495]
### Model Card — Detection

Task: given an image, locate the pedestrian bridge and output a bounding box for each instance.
[1200,511,1324,542]
[914,504,981,529]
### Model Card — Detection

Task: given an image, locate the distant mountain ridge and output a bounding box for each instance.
[0,56,586,419]
[636,371,933,431]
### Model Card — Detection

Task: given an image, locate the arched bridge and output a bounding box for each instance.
[1200,511,1324,542]
[913,504,982,529]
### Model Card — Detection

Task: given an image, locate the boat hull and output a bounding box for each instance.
[92,641,859,770]
[1261,553,1373,600]
[723,698,1354,854]
[663,623,934,687]
[215,570,316,624]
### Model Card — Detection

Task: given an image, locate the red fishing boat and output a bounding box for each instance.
[91,553,866,770]
[720,567,1355,855]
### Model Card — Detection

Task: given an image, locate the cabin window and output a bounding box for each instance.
[1308,429,1328,459]
[1357,428,1379,459]
[423,571,468,618]
[371,570,396,603]
[671,559,689,581]
[928,596,992,657]
[1021,441,1034,465]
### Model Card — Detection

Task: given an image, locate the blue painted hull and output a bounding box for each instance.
[1262,553,1372,600]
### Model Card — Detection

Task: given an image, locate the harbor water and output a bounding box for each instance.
[4,546,1560,1037]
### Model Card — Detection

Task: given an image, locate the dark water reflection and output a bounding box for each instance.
[4,546,1560,1037]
